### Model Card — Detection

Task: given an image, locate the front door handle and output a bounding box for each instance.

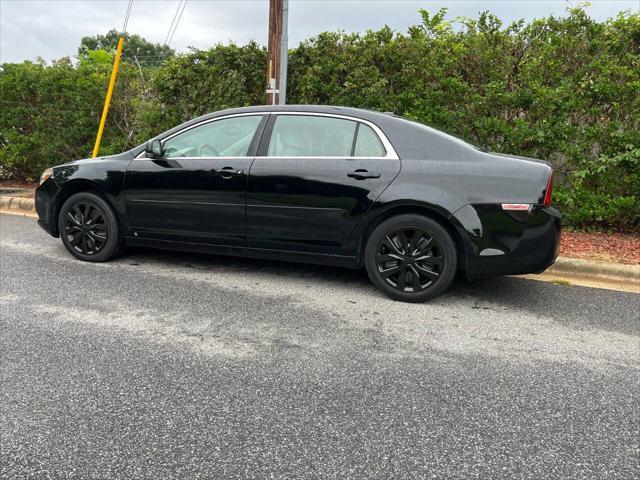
[217,166,244,178]
[348,169,381,180]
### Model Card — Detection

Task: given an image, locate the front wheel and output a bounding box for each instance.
[364,214,457,302]
[57,192,122,262]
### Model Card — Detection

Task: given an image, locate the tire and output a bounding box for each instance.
[57,192,122,262]
[364,214,457,302]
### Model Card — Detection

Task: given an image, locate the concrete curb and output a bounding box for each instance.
[528,259,639,293]
[548,257,639,281]
[0,195,35,213]
[536,257,639,292]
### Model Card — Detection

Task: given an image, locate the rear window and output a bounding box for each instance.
[354,124,386,157]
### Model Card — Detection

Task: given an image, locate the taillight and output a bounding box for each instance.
[543,172,553,206]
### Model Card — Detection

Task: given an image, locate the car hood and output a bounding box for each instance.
[54,152,134,169]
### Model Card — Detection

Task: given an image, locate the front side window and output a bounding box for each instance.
[163,115,263,158]
[268,115,357,157]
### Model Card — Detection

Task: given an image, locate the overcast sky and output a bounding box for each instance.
[1,0,638,64]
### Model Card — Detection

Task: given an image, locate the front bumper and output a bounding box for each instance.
[35,178,61,237]
[453,204,561,280]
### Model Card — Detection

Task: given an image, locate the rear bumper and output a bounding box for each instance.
[453,204,561,280]
[35,179,60,237]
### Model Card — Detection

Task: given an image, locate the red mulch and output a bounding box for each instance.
[560,231,640,265]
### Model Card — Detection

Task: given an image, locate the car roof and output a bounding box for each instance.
[194,104,396,123]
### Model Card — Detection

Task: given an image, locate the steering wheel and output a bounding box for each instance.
[199,144,220,157]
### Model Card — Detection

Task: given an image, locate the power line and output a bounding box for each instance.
[163,1,182,45]
[163,0,184,46]
[167,0,188,48]
[122,0,134,34]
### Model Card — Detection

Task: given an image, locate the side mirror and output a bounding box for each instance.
[145,139,164,158]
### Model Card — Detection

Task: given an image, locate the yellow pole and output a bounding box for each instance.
[92,36,125,158]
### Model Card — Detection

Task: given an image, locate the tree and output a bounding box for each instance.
[78,30,174,68]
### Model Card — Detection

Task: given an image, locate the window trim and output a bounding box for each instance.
[136,111,399,160]
[350,122,361,157]
[261,112,398,160]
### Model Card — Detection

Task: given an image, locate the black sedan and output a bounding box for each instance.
[36,105,560,302]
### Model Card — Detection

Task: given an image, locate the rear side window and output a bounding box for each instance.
[354,124,386,157]
[268,115,356,157]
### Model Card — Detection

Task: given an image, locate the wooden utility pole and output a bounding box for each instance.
[266,0,283,104]
[279,0,289,105]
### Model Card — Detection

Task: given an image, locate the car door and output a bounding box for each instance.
[125,114,267,245]
[246,113,401,256]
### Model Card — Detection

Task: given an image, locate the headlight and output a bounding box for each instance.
[39,167,53,185]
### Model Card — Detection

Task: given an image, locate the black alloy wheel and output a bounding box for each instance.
[365,214,457,302]
[63,202,108,255]
[58,192,122,262]
[376,227,443,293]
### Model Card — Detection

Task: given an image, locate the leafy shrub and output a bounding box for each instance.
[0,51,139,179]
[140,42,267,139]
[555,148,639,230]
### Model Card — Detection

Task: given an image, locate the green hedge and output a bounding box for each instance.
[1,7,638,231]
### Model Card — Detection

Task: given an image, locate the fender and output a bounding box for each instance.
[47,153,132,235]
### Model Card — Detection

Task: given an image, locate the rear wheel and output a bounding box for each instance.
[58,192,122,262]
[364,214,457,302]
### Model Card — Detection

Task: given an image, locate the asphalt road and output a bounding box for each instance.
[1,213,638,479]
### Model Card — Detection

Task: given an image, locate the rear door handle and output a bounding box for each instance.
[348,169,381,180]
[217,166,244,178]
